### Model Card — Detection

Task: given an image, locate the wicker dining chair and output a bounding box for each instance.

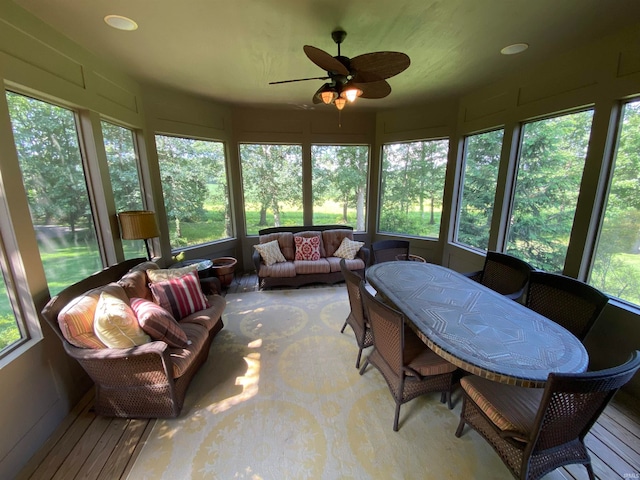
[371,239,410,265]
[465,251,533,302]
[525,271,609,341]
[359,282,457,431]
[455,350,640,480]
[339,258,373,368]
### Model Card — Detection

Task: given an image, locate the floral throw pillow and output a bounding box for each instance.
[294,235,321,261]
[254,239,287,266]
[332,237,365,260]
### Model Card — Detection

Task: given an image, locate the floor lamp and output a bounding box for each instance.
[118,210,160,261]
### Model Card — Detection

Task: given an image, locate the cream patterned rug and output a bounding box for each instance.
[127,286,511,479]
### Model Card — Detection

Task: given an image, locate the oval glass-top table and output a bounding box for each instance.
[366,262,588,387]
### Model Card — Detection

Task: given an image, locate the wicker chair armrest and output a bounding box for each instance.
[357,246,370,266]
[64,340,169,361]
[463,270,483,282]
[253,249,263,273]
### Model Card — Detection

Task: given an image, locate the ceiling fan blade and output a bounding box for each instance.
[357,80,392,99]
[269,76,329,85]
[303,45,349,75]
[351,71,384,84]
[350,52,410,80]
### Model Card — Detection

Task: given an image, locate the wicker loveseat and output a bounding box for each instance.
[41,258,226,418]
[253,225,369,289]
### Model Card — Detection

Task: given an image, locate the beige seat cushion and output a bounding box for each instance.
[258,261,296,278]
[169,322,209,378]
[403,326,457,376]
[460,375,543,438]
[180,295,227,331]
[294,258,331,274]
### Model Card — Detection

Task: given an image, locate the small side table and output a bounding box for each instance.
[171,258,213,279]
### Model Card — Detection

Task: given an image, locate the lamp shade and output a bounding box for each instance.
[118,211,159,240]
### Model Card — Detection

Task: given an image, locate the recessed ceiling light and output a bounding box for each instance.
[104,15,138,31]
[500,43,529,55]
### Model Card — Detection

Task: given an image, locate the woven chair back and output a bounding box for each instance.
[371,240,410,264]
[480,251,532,297]
[340,259,366,329]
[360,284,405,374]
[532,351,640,453]
[525,271,608,340]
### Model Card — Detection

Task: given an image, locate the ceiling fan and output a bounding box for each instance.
[269,30,410,110]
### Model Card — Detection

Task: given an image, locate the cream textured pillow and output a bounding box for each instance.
[94,292,150,348]
[254,240,287,266]
[332,237,365,260]
[147,264,198,283]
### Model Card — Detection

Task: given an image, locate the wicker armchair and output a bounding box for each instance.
[524,271,608,341]
[339,259,373,368]
[465,251,533,302]
[371,239,410,265]
[359,283,457,431]
[455,351,640,480]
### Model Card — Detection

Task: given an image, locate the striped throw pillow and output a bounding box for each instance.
[149,271,208,320]
[130,298,190,348]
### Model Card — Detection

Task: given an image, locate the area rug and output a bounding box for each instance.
[126,286,510,479]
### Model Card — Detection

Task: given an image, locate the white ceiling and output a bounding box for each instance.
[12,0,640,111]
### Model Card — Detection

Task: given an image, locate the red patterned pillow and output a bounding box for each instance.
[130,298,190,348]
[294,235,321,261]
[149,272,208,320]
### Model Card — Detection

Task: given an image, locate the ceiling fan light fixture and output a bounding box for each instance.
[341,86,363,103]
[320,89,337,104]
[334,97,347,110]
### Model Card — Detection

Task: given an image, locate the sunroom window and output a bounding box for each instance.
[456,129,504,250]
[239,144,303,235]
[6,91,102,295]
[589,99,640,306]
[379,139,448,238]
[311,145,369,231]
[506,110,594,272]
[102,121,145,260]
[155,135,231,249]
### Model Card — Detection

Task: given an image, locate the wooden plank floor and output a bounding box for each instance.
[18,273,640,480]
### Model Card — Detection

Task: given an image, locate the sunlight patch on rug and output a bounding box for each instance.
[126,286,511,479]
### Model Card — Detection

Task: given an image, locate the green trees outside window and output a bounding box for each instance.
[6,91,102,295]
[506,110,594,272]
[590,100,640,305]
[379,140,448,238]
[456,129,504,250]
[155,135,231,249]
[0,254,21,352]
[240,144,303,235]
[102,121,145,260]
[312,145,368,230]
